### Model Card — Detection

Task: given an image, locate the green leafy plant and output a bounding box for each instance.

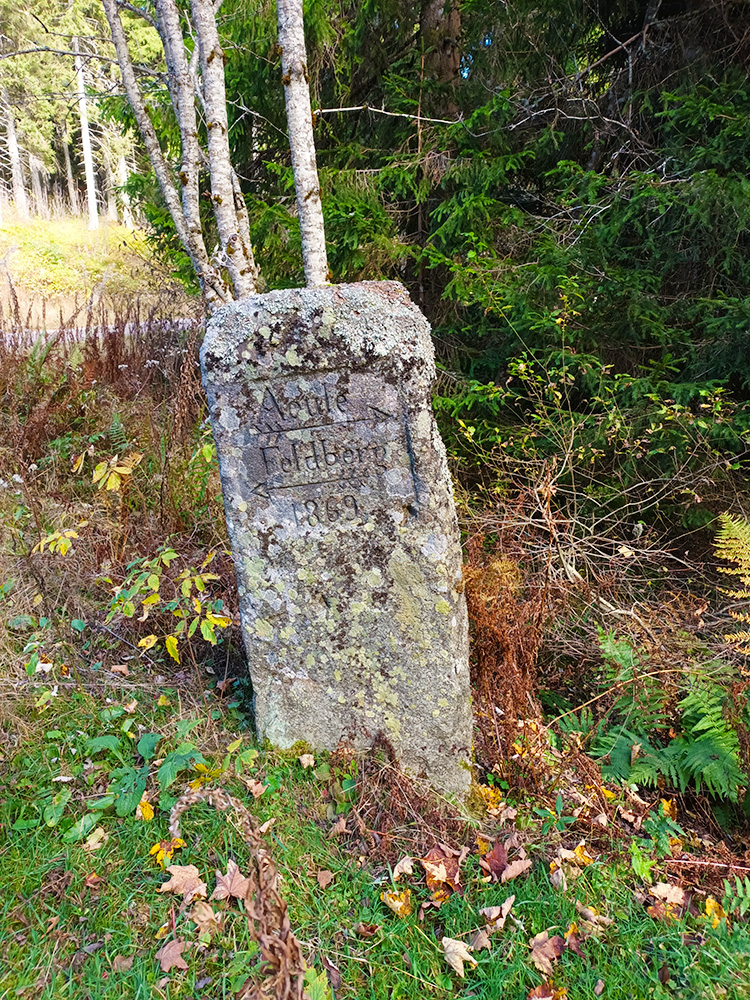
[534,792,576,834]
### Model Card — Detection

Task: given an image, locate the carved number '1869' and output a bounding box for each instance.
[292,495,359,528]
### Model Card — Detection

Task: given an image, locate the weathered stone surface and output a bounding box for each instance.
[200,281,471,795]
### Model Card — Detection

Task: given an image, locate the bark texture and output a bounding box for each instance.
[101,0,229,308]
[191,0,258,297]
[4,97,29,220]
[276,0,328,287]
[74,39,99,231]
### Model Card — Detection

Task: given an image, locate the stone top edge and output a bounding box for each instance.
[201,280,435,375]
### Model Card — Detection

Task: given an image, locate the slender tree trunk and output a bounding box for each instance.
[106,156,118,221]
[101,0,230,308]
[62,130,80,215]
[29,154,48,218]
[118,153,134,228]
[74,39,99,231]
[190,0,258,297]
[276,0,328,287]
[4,97,29,221]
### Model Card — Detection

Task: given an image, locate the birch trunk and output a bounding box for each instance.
[4,98,29,221]
[74,39,99,231]
[190,0,258,298]
[276,0,328,287]
[101,0,229,308]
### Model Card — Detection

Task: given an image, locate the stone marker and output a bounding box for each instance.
[201,280,472,795]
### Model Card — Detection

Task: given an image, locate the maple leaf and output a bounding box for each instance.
[529,931,566,975]
[421,845,463,899]
[564,922,585,959]
[470,928,492,952]
[479,895,515,933]
[245,778,268,799]
[155,938,188,972]
[393,856,414,881]
[480,841,508,881]
[652,883,686,907]
[84,872,105,890]
[158,864,207,903]
[191,901,222,938]
[381,888,412,917]
[441,936,477,977]
[112,954,134,972]
[502,858,532,883]
[211,860,250,901]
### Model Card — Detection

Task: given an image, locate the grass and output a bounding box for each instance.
[2,670,750,1000]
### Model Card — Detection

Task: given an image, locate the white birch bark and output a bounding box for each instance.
[74,39,99,231]
[276,0,328,287]
[190,0,258,298]
[4,97,29,221]
[101,0,229,308]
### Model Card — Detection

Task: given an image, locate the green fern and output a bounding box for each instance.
[108,413,130,455]
[715,513,750,654]
[723,875,750,919]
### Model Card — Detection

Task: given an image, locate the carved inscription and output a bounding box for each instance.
[241,371,416,527]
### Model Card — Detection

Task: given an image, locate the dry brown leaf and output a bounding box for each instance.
[353,922,380,937]
[110,664,129,677]
[321,955,342,990]
[441,936,477,977]
[381,888,412,917]
[84,872,105,890]
[258,817,276,835]
[393,856,414,881]
[529,931,566,975]
[328,816,347,838]
[652,882,686,907]
[565,921,585,959]
[479,895,515,933]
[122,699,137,714]
[470,928,492,952]
[574,901,614,929]
[298,753,315,768]
[317,869,335,889]
[211,860,250,902]
[480,841,508,881]
[501,858,532,883]
[155,938,188,972]
[528,982,555,999]
[594,979,605,996]
[158,865,207,904]
[246,779,268,799]
[112,954,134,972]
[191,901,222,937]
[421,846,463,897]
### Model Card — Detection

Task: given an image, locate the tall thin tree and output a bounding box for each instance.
[74,38,99,231]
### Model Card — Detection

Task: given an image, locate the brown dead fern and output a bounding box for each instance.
[169,785,306,1000]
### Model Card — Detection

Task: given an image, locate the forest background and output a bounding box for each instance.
[3,2,750,996]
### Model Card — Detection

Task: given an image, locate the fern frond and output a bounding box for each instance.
[715,513,750,586]
[723,875,750,919]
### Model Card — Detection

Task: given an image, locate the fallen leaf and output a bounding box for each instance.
[479,895,515,933]
[135,794,154,822]
[470,927,492,951]
[658,962,670,984]
[393,856,414,881]
[528,983,555,999]
[321,955,342,990]
[573,843,595,867]
[441,936,477,977]
[246,778,267,799]
[705,896,727,928]
[190,901,222,937]
[211,860,250,901]
[154,923,170,941]
[112,955,134,972]
[149,836,185,868]
[353,922,380,937]
[652,883,686,907]
[122,699,137,714]
[529,931,566,975]
[155,938,188,972]
[215,678,234,695]
[661,798,677,821]
[476,834,492,855]
[421,845,464,898]
[480,841,508,881]
[574,900,614,931]
[298,753,315,768]
[565,921,585,959]
[84,872,105,890]
[84,826,108,851]
[110,664,129,677]
[317,869,335,889]
[502,858,532,883]
[46,915,60,933]
[594,980,605,996]
[381,888,412,917]
[258,817,276,835]
[158,864,207,904]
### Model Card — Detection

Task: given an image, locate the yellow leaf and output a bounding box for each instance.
[136,795,154,821]
[105,471,122,492]
[154,922,170,940]
[205,611,231,628]
[193,596,201,615]
[138,634,158,650]
[600,787,617,801]
[157,694,171,707]
[706,897,727,928]
[165,634,179,663]
[381,888,412,917]
[92,461,108,484]
[72,453,84,473]
[661,798,677,821]
[573,843,595,867]
[226,737,243,753]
